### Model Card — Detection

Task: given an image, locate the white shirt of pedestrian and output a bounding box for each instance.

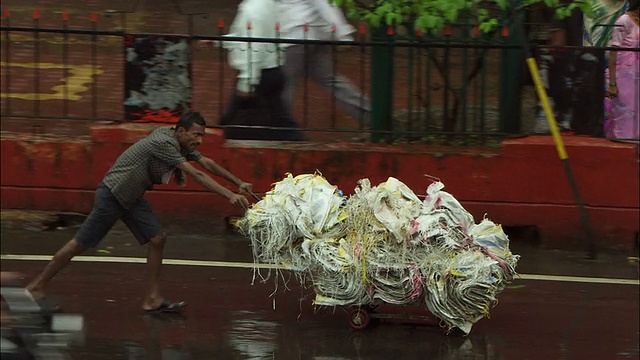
[222,0,285,93]
[277,0,356,42]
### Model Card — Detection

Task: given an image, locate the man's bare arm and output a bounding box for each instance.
[178,161,249,210]
[197,157,245,187]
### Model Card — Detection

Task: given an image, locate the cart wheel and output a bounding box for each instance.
[347,308,371,330]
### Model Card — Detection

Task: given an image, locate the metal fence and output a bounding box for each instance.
[1,9,636,143]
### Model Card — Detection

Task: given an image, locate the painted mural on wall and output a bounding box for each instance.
[124,34,192,122]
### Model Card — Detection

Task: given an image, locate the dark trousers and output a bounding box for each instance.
[538,48,604,136]
[221,67,305,141]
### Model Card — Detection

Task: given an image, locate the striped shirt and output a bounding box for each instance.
[102,127,202,208]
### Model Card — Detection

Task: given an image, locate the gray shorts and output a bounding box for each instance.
[75,183,163,248]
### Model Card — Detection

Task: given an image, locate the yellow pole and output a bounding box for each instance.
[524,55,597,259]
[508,1,597,258]
[526,58,569,160]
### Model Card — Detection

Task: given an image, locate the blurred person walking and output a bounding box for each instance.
[219,0,306,141]
[532,1,603,135]
[605,0,640,141]
[278,0,371,127]
[26,112,253,313]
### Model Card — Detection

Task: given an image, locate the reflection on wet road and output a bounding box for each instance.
[227,310,279,359]
[1,224,638,359]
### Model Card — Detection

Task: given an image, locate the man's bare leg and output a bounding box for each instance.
[142,233,167,311]
[26,238,86,298]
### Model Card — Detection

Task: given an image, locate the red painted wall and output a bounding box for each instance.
[1,124,638,250]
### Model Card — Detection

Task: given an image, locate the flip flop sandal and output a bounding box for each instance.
[143,299,187,314]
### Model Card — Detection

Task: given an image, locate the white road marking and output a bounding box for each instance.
[1,254,638,286]
[517,273,638,286]
[0,254,287,269]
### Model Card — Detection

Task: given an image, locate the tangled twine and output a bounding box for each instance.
[236,173,520,335]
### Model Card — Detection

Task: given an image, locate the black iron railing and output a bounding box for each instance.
[1,9,637,144]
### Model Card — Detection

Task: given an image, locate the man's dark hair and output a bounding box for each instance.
[175,112,206,131]
[628,0,639,11]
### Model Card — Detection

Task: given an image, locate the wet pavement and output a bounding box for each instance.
[1,0,638,357]
[1,216,639,360]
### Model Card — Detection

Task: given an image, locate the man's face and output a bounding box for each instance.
[176,123,205,152]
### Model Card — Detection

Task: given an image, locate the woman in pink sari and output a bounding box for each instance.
[605,0,640,141]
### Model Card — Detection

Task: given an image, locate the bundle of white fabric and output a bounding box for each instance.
[238,173,519,335]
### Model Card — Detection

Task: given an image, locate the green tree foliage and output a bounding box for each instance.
[332,0,592,32]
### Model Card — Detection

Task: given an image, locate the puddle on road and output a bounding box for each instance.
[226,310,280,359]
[63,312,502,359]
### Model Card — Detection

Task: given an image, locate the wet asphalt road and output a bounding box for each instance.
[1,221,639,359]
[1,0,638,356]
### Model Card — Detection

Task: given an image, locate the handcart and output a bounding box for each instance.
[233,175,518,338]
[342,303,439,330]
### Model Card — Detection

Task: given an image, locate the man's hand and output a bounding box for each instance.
[238,182,253,195]
[229,193,249,211]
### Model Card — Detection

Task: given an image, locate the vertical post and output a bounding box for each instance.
[443,26,451,133]
[91,12,98,119]
[406,40,414,139]
[187,14,193,112]
[246,20,253,130]
[330,24,337,130]
[358,23,367,132]
[461,23,470,134]
[471,26,481,128]
[218,18,225,119]
[275,21,286,138]
[62,11,69,117]
[302,23,309,127]
[499,22,523,134]
[3,8,11,115]
[370,25,394,143]
[33,9,40,117]
[415,29,423,133]
[480,45,488,137]
[425,43,432,133]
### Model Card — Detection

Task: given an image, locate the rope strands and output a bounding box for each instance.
[237,173,520,335]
